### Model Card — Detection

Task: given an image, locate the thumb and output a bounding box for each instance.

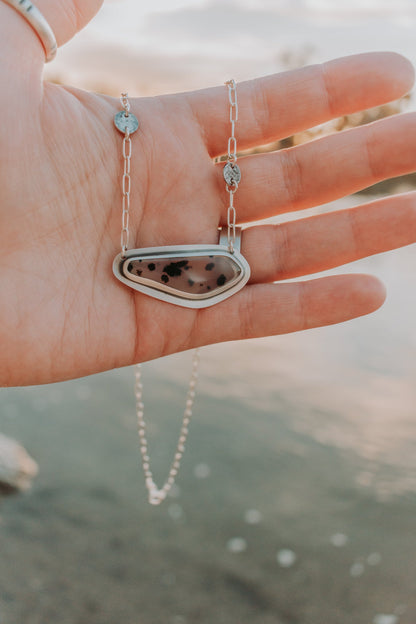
[0,0,103,71]
[37,0,104,47]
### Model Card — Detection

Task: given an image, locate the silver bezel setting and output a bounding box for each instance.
[113,244,250,309]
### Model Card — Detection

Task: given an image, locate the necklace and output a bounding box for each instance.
[113,82,249,504]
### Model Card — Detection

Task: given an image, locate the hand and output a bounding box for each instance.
[1,0,415,386]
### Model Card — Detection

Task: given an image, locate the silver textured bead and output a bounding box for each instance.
[223,162,241,186]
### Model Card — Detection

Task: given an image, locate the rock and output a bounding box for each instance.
[124,254,241,296]
[0,433,38,494]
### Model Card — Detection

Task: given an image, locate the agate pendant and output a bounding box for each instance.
[113,237,250,309]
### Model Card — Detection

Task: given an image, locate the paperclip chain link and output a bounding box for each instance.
[224,80,242,254]
[120,94,132,257]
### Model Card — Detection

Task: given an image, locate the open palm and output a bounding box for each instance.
[1,0,416,386]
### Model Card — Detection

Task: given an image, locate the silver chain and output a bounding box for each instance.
[224,79,241,254]
[114,94,204,506]
[135,349,200,505]
[114,84,237,505]
[120,94,132,258]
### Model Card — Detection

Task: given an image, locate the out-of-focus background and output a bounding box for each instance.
[1,1,416,623]
[44,0,416,96]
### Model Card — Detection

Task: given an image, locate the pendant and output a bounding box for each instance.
[113,228,250,309]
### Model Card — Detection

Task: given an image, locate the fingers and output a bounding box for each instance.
[193,274,386,346]
[241,192,416,283]
[216,112,416,222]
[187,52,414,157]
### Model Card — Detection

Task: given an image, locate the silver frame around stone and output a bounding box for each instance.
[113,243,251,309]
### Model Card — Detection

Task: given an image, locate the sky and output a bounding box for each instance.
[44,0,416,96]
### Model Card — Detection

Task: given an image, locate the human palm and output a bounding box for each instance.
[1,0,416,386]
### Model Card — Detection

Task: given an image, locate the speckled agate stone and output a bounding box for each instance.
[124,255,241,296]
[113,243,251,308]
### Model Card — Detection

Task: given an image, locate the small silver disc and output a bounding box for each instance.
[114,111,139,134]
[223,162,241,186]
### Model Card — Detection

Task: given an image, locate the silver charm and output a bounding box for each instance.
[223,162,241,186]
[113,228,250,309]
[114,111,139,134]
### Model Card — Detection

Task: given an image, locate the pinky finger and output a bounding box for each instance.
[193,274,386,346]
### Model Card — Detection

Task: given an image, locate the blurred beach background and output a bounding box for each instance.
[1,1,416,623]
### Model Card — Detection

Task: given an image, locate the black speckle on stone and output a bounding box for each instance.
[161,274,169,284]
[217,274,226,287]
[209,255,214,258]
[163,261,187,277]
[148,263,156,271]
[188,279,195,286]
[205,263,215,271]
[207,286,211,290]
[128,263,142,277]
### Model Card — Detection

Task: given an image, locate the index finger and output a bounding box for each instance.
[185,51,414,157]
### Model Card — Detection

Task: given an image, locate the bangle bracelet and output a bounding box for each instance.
[1,0,57,62]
